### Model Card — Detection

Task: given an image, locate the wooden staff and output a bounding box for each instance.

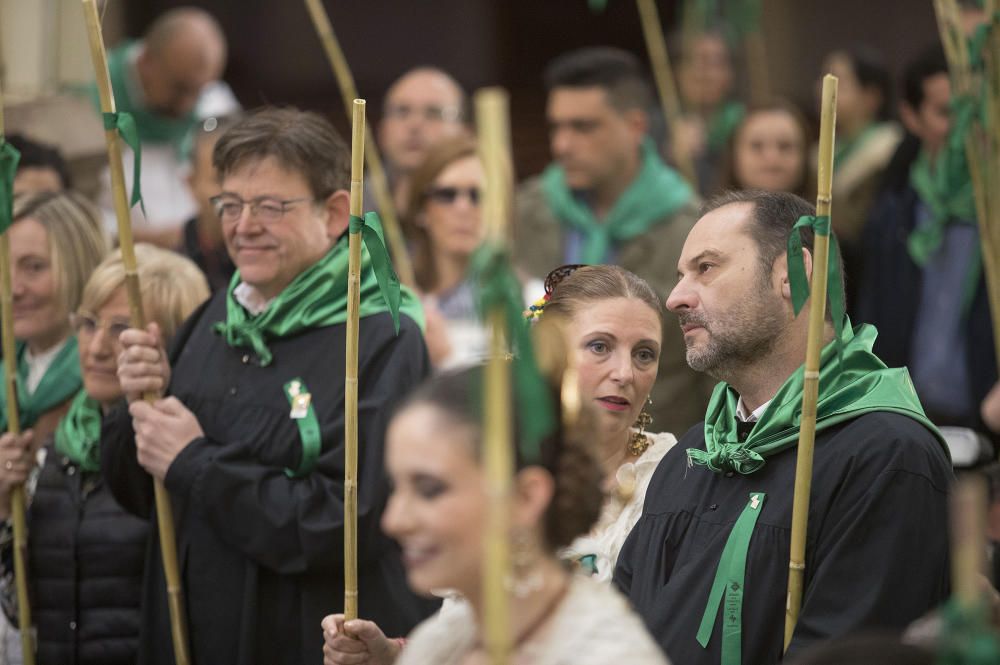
[343,98,365,621]
[951,476,988,609]
[783,73,838,649]
[80,2,190,663]
[476,87,514,665]
[303,0,416,288]
[0,79,36,665]
[636,0,699,185]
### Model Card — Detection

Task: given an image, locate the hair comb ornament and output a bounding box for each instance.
[524,264,586,321]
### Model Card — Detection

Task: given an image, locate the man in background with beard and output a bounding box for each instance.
[614,189,952,665]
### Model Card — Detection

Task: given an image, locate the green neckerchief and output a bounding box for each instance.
[706,101,746,153]
[213,236,424,367]
[937,598,1000,665]
[688,321,946,475]
[54,390,103,473]
[96,41,200,159]
[540,138,693,264]
[0,338,82,431]
[832,121,880,171]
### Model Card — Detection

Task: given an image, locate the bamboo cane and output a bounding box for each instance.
[80,3,190,664]
[951,476,987,608]
[0,79,35,665]
[303,0,415,288]
[783,74,838,650]
[343,98,365,622]
[636,0,699,186]
[476,87,514,665]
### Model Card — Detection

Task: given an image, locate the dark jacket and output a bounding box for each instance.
[102,291,440,665]
[2,438,148,665]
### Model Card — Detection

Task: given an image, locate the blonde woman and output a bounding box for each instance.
[0,245,209,665]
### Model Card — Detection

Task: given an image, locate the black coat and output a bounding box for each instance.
[102,291,440,665]
[614,413,952,664]
[0,438,149,665]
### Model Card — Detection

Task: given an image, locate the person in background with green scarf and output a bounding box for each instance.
[515,46,714,440]
[104,108,438,665]
[673,30,746,196]
[615,189,952,665]
[0,244,208,665]
[859,45,998,465]
[93,7,239,249]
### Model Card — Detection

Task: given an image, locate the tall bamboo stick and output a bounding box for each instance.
[951,476,987,609]
[343,99,365,622]
[80,2,190,663]
[476,87,514,665]
[783,74,838,649]
[303,0,415,288]
[0,79,35,665]
[636,0,699,185]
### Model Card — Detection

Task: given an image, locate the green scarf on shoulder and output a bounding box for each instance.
[688,321,946,475]
[95,41,200,159]
[706,100,746,153]
[214,236,424,367]
[54,390,103,472]
[0,338,82,432]
[540,138,693,264]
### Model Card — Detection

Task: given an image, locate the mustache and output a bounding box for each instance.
[678,312,709,328]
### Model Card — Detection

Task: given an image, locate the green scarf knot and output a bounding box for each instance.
[541,138,693,264]
[470,242,555,463]
[349,212,401,333]
[0,139,21,234]
[687,321,947,475]
[0,339,83,432]
[102,111,146,216]
[213,236,423,367]
[686,442,765,475]
[54,390,103,472]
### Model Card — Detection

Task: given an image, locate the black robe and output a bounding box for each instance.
[614,412,952,664]
[102,291,440,665]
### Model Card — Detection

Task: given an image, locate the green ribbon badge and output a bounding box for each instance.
[697,492,766,665]
[786,215,848,357]
[283,378,321,478]
[470,242,556,463]
[0,139,21,234]
[349,212,401,334]
[102,111,146,216]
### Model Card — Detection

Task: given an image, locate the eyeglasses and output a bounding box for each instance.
[425,186,480,206]
[210,195,312,224]
[72,312,131,344]
[383,104,462,124]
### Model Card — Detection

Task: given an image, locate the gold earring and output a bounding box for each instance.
[627,399,653,457]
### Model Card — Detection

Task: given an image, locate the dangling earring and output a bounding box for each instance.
[504,528,544,598]
[627,397,653,457]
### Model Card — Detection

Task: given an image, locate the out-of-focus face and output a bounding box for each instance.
[378,70,466,174]
[678,34,734,110]
[9,218,69,352]
[666,203,789,380]
[139,30,224,119]
[381,403,486,597]
[903,73,952,160]
[218,156,335,300]
[821,52,882,131]
[188,133,222,222]
[13,167,64,196]
[421,155,485,261]
[75,286,129,406]
[571,297,661,441]
[733,110,806,193]
[547,87,641,191]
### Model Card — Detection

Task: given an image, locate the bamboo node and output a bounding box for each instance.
[803,371,820,379]
[816,196,832,205]
[789,561,806,570]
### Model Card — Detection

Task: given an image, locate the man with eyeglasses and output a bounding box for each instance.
[515,47,715,438]
[93,7,239,250]
[373,67,468,212]
[102,108,437,665]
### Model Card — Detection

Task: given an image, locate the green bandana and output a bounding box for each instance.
[97,42,200,159]
[54,390,103,473]
[706,101,746,153]
[687,321,945,475]
[213,236,424,367]
[540,138,693,264]
[0,338,82,432]
[0,139,21,234]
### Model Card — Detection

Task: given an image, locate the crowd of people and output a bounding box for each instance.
[0,3,997,664]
